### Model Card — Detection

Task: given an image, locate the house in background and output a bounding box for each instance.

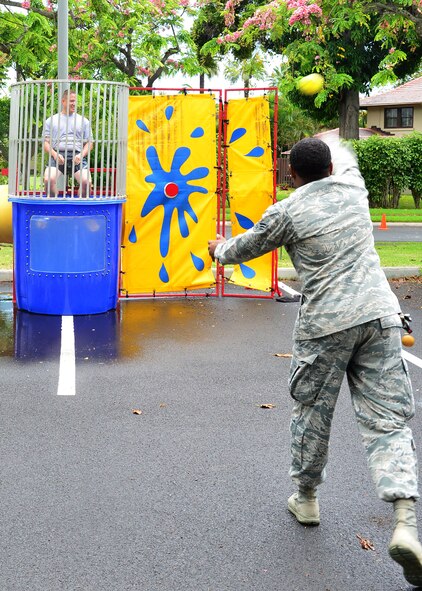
[277,127,388,186]
[360,76,422,136]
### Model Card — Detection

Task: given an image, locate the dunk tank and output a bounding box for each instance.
[8,80,128,315]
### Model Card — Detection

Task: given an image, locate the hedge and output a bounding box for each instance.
[352,132,422,209]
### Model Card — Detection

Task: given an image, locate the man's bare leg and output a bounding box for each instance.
[74,169,91,198]
[44,167,61,197]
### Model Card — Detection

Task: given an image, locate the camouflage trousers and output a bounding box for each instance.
[289,315,419,502]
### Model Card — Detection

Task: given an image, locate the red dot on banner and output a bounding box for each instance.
[164,182,179,198]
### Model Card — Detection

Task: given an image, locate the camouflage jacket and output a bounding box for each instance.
[214,144,401,340]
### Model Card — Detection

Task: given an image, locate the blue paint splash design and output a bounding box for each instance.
[136,120,150,133]
[191,127,204,138]
[235,212,254,230]
[240,263,256,279]
[129,225,137,243]
[159,263,169,283]
[141,145,209,258]
[245,146,264,158]
[191,252,205,271]
[165,106,174,120]
[229,128,246,144]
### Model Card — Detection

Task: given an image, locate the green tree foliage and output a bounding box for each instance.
[352,135,414,208]
[204,0,422,139]
[0,3,55,81]
[273,95,326,152]
[0,0,202,86]
[402,133,422,209]
[191,1,224,89]
[0,96,10,171]
[223,50,267,95]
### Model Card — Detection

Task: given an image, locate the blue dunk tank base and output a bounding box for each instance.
[11,199,124,315]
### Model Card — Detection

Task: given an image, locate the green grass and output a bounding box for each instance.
[0,244,12,270]
[279,242,422,270]
[375,242,422,268]
[276,190,422,223]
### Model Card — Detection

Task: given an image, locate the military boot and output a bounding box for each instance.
[389,498,422,586]
[288,486,320,526]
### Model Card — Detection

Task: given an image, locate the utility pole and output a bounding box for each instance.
[57,0,69,94]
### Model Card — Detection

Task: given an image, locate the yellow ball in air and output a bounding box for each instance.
[297,73,324,96]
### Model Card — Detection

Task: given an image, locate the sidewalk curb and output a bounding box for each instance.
[276,267,421,280]
[0,270,12,282]
[1,267,420,285]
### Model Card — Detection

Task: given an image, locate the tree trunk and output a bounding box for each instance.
[199,73,205,95]
[411,188,421,209]
[339,88,360,140]
[243,78,250,99]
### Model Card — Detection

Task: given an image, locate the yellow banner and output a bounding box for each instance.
[226,96,275,292]
[122,94,217,293]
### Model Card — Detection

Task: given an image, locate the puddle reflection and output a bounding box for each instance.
[16,310,120,361]
[0,296,219,361]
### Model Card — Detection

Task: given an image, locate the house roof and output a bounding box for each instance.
[360,77,422,107]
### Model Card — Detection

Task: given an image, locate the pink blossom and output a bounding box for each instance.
[288,3,322,25]
[48,43,57,52]
[179,0,190,5]
[216,37,224,44]
[286,0,307,8]
[242,1,278,31]
[223,30,242,42]
[21,0,30,8]
[224,0,241,26]
[389,47,395,54]
[118,30,125,37]
[149,0,165,9]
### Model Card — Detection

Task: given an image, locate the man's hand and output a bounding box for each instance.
[208,234,226,261]
[73,153,82,165]
[56,153,65,165]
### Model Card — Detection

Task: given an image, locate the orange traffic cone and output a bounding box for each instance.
[379,213,388,230]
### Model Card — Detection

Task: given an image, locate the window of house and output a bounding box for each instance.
[384,107,414,128]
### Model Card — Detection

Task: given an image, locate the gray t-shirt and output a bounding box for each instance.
[214,144,400,340]
[43,112,93,153]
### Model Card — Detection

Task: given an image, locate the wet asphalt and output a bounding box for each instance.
[1,280,422,591]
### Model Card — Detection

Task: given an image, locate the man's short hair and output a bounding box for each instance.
[62,89,76,99]
[290,138,332,182]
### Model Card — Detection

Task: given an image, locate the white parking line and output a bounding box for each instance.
[277,280,422,369]
[277,280,301,297]
[57,315,76,396]
[403,349,422,369]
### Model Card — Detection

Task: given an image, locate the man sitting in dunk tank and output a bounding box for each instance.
[43,89,93,198]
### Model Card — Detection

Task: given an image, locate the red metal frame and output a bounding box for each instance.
[121,87,224,300]
[221,88,280,299]
[5,87,282,304]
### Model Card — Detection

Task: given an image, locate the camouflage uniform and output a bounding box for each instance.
[214,144,418,502]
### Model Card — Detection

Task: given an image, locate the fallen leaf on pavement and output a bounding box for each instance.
[159,403,167,408]
[274,353,292,358]
[132,409,143,415]
[356,534,374,550]
[258,403,276,409]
